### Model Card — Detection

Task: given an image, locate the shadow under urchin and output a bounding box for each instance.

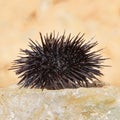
[11,32,107,90]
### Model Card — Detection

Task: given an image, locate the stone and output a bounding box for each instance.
[0,85,120,120]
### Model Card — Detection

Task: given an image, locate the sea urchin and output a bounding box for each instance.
[11,32,107,90]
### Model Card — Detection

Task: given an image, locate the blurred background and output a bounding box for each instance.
[0,0,120,88]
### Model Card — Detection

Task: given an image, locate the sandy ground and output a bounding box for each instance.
[0,0,120,87]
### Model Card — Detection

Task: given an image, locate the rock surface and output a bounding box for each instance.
[0,85,120,120]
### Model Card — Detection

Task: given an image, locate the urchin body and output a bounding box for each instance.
[12,32,106,90]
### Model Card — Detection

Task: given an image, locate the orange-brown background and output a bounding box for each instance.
[0,0,120,87]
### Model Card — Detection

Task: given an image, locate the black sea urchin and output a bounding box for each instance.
[11,32,107,90]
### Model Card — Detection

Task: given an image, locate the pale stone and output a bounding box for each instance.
[0,86,120,120]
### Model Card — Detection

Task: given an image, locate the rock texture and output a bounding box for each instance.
[0,86,120,120]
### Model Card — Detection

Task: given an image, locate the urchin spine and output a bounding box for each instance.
[11,32,107,90]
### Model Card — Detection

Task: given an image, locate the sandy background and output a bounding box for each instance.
[0,0,120,88]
